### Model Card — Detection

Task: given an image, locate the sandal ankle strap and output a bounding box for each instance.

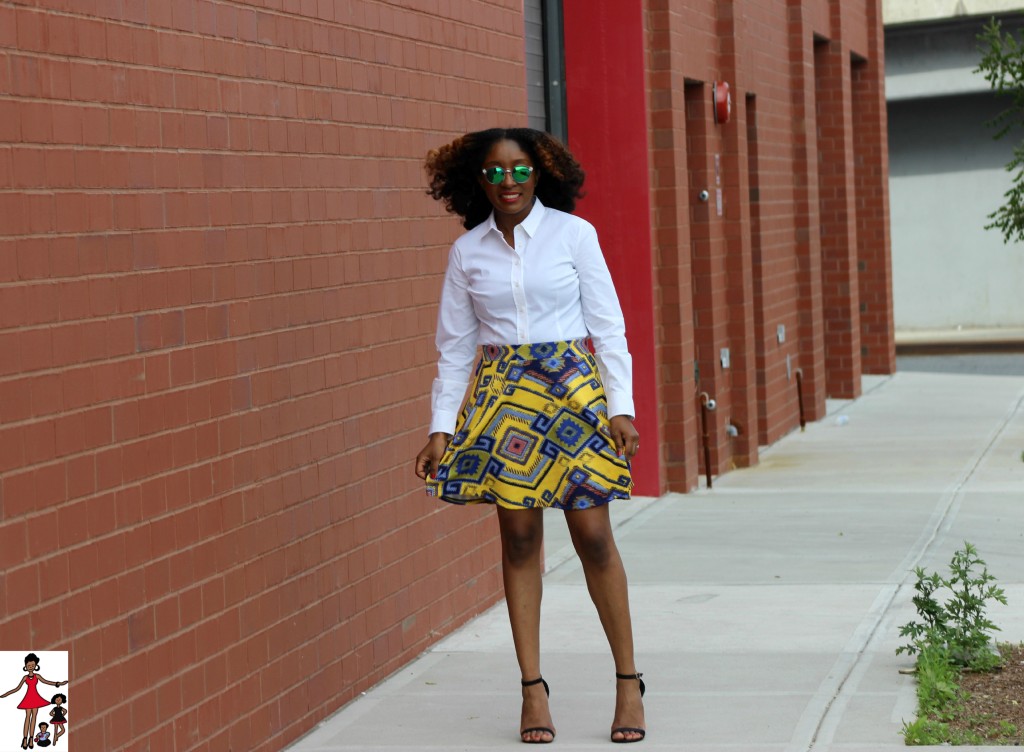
[615,671,645,698]
[521,676,550,696]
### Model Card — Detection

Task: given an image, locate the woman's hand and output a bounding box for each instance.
[609,415,640,459]
[415,432,452,480]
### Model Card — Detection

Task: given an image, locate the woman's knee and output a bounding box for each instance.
[579,535,615,567]
[499,513,543,565]
[571,524,616,568]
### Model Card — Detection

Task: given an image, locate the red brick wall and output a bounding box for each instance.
[640,0,893,487]
[719,3,759,468]
[816,33,863,400]
[0,1,523,750]
[646,1,703,490]
[854,0,896,374]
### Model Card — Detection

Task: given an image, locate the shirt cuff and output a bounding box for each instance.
[605,389,635,422]
[429,377,465,436]
[592,350,634,421]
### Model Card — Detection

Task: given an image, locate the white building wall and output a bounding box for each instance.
[885,15,1024,331]
[889,95,1024,328]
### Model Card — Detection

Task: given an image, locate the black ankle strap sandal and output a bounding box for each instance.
[611,672,646,743]
[520,677,555,744]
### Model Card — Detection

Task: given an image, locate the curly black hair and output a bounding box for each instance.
[425,127,585,230]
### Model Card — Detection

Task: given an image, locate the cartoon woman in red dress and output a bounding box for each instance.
[1,654,67,750]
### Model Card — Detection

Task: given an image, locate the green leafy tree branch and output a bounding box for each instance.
[976,17,1024,244]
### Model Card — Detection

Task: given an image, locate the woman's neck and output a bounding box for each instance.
[494,198,534,244]
[496,217,520,238]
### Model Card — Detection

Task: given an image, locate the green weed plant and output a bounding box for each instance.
[897,542,1007,671]
[898,543,1011,745]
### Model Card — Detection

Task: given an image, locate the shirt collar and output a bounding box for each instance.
[486,198,547,239]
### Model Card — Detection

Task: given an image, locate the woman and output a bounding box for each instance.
[1,653,67,750]
[414,128,646,744]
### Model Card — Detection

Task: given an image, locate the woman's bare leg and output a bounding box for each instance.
[27,708,38,747]
[564,504,646,742]
[496,506,554,743]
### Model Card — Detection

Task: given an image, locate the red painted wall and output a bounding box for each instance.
[562,1,662,496]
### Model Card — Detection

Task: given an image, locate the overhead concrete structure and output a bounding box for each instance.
[883,0,1024,24]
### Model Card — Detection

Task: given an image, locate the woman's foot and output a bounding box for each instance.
[610,672,646,743]
[520,677,555,744]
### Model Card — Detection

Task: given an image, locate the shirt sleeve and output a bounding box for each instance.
[572,221,635,419]
[430,243,479,435]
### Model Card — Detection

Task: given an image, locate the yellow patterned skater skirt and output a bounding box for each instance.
[426,339,633,510]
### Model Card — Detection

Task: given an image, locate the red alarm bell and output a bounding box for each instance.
[713,81,731,124]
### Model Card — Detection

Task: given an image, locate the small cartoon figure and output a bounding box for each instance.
[33,723,51,747]
[48,694,68,746]
[0,653,67,750]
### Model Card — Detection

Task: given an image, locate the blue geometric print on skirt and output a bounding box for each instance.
[426,339,633,510]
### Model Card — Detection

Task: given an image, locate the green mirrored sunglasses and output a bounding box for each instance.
[481,165,534,184]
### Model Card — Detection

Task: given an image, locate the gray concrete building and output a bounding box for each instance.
[884,0,1024,333]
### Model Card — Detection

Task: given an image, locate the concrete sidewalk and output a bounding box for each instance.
[288,370,1024,751]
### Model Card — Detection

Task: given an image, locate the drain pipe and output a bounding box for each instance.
[795,369,806,432]
[698,392,717,488]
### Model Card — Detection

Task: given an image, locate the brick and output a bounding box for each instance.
[0,520,28,572]
[90,578,121,625]
[30,600,64,646]
[9,562,40,608]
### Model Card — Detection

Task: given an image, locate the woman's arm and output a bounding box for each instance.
[0,677,26,697]
[430,243,479,436]
[572,221,639,458]
[572,221,635,418]
[415,244,479,479]
[36,675,66,688]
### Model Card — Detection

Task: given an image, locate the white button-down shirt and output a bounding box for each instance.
[430,200,634,435]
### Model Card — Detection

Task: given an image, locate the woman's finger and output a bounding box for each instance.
[611,429,625,456]
[416,449,442,480]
